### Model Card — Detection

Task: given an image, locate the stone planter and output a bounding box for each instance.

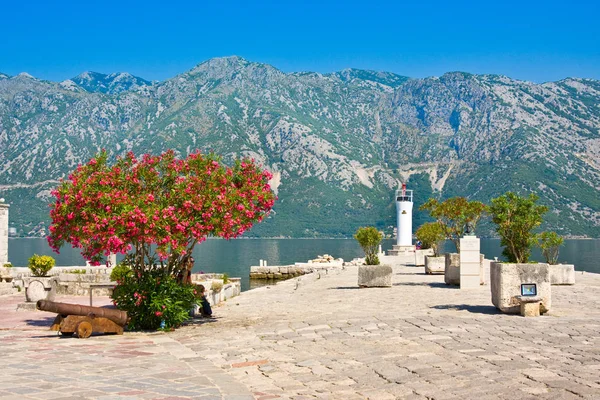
[415,249,434,266]
[444,253,460,285]
[424,256,444,274]
[490,262,551,314]
[23,276,58,303]
[358,264,392,287]
[549,264,575,285]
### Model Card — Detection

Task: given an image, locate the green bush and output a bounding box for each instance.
[222,273,229,284]
[28,254,55,277]
[3,263,12,268]
[415,222,445,256]
[110,263,132,282]
[67,269,86,274]
[420,197,487,252]
[489,192,548,263]
[538,231,564,265]
[211,281,223,292]
[354,226,383,265]
[111,269,197,331]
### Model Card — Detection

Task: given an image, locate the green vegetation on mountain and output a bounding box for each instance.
[0,56,599,237]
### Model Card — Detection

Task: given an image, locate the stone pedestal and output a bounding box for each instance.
[490,262,551,314]
[424,256,444,274]
[415,249,434,266]
[0,202,9,266]
[387,245,415,256]
[549,264,575,285]
[358,265,392,287]
[517,296,542,317]
[444,253,460,285]
[23,276,58,303]
[460,236,480,289]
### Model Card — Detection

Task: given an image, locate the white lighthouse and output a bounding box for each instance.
[388,183,415,255]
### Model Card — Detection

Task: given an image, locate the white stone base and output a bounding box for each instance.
[549,264,575,285]
[387,245,415,255]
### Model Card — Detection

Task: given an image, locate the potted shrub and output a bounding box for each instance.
[420,197,486,284]
[1,263,13,282]
[416,222,445,274]
[488,192,551,314]
[23,254,58,303]
[420,197,487,252]
[539,231,574,285]
[355,227,392,287]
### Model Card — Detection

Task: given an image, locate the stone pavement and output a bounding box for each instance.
[1,255,600,399]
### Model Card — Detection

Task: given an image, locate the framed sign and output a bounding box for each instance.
[521,283,537,297]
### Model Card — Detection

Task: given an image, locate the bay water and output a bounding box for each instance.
[7,238,599,291]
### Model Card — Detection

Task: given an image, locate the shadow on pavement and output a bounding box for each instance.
[25,316,56,327]
[329,286,361,290]
[396,272,427,276]
[393,282,457,289]
[431,304,500,315]
[184,317,220,326]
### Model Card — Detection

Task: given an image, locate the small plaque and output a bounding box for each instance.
[521,283,537,297]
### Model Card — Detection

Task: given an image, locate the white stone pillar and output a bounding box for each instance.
[0,200,9,265]
[460,235,480,289]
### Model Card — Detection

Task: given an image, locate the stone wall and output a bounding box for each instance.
[250,262,344,280]
[0,202,8,266]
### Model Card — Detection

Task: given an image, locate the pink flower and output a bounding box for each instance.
[155,311,163,317]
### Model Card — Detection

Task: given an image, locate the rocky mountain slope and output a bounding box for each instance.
[1,56,599,237]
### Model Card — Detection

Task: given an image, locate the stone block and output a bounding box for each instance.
[549,264,575,285]
[444,253,460,285]
[518,296,542,317]
[23,276,58,303]
[459,274,480,289]
[358,264,392,287]
[490,262,551,314]
[424,256,445,274]
[415,249,434,266]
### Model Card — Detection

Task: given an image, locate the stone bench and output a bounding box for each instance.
[516,295,542,317]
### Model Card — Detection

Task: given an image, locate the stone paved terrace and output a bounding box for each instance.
[1,255,600,399]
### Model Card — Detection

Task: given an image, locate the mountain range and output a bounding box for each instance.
[1,56,599,238]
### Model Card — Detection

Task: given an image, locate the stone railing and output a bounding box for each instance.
[250,259,345,280]
[190,273,241,306]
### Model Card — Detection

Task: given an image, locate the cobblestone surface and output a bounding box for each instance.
[1,255,599,399]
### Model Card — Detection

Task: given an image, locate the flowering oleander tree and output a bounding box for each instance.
[47,149,275,329]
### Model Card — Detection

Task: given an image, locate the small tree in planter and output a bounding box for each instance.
[489,192,548,263]
[416,222,445,274]
[415,222,444,257]
[538,231,563,265]
[24,254,58,303]
[538,231,574,285]
[420,197,486,252]
[354,227,392,287]
[354,226,383,265]
[489,192,552,314]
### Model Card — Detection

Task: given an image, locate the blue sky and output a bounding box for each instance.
[1,0,598,83]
